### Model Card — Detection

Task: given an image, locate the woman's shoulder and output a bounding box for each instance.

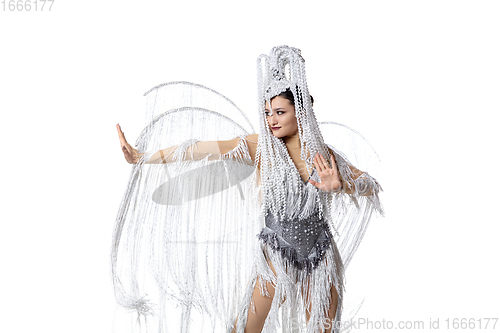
[244,134,258,164]
[245,133,258,143]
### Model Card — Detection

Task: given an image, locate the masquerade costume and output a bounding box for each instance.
[112,46,383,332]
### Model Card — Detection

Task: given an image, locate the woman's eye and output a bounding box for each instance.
[264,111,283,116]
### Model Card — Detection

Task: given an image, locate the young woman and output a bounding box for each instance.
[114,46,383,333]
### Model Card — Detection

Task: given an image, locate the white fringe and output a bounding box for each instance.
[111,82,384,333]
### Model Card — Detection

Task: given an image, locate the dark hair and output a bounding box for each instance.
[271,88,314,108]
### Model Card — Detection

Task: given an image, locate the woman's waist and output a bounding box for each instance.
[264,210,328,235]
[264,209,324,225]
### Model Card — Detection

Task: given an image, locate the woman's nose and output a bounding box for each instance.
[269,113,277,124]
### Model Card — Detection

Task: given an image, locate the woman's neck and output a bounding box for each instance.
[283,132,301,148]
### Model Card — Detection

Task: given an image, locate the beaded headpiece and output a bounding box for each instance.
[255,45,332,221]
[260,46,305,108]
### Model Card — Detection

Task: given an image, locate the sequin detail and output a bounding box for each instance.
[258,211,333,274]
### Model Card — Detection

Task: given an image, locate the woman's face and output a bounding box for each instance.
[265,96,298,138]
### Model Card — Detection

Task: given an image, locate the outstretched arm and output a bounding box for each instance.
[143,138,243,164]
[340,163,377,196]
[117,123,257,165]
[331,147,380,197]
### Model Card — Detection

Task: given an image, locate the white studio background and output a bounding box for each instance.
[1,1,499,332]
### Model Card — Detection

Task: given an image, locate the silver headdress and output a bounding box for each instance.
[255,45,332,221]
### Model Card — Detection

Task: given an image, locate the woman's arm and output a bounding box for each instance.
[144,135,259,164]
[340,164,371,196]
[143,138,238,164]
[117,123,258,165]
[328,147,380,197]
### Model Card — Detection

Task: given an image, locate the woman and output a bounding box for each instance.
[114,46,383,333]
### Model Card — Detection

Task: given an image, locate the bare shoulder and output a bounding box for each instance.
[245,133,258,144]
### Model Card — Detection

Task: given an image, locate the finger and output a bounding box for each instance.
[320,153,330,169]
[309,179,325,191]
[116,124,122,139]
[117,123,127,141]
[314,154,321,172]
[330,155,337,166]
[315,153,323,172]
[308,179,319,188]
[313,153,319,170]
[117,123,123,137]
[117,124,126,145]
[330,155,338,172]
[118,127,131,151]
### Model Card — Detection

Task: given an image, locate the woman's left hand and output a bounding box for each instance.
[308,153,342,193]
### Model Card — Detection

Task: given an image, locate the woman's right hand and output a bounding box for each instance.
[117,123,140,164]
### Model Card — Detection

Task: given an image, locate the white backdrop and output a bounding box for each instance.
[1,1,499,332]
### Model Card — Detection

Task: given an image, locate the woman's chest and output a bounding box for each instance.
[287,147,313,183]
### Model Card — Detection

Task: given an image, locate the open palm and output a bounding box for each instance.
[308,153,342,193]
[116,123,140,164]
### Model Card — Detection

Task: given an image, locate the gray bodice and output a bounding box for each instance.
[257,169,333,273]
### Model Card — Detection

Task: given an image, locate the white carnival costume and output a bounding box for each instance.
[111,46,384,332]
